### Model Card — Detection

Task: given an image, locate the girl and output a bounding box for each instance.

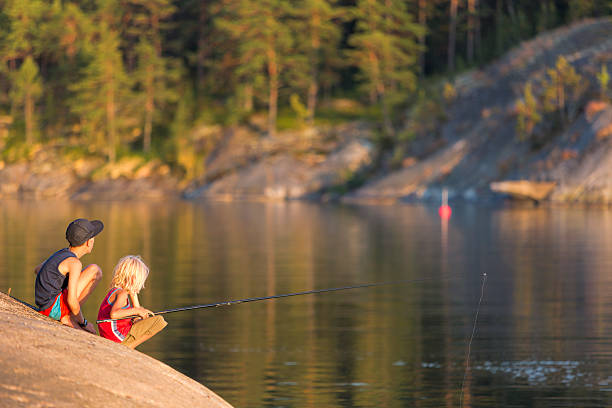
[97,255,167,349]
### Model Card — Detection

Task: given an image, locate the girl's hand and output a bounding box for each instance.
[136,307,154,319]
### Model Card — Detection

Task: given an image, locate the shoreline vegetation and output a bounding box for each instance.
[1,4,612,206]
[0,292,233,408]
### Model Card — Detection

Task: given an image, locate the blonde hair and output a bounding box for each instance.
[110,255,149,294]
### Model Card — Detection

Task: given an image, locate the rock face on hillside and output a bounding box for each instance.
[345,18,612,205]
[0,292,233,408]
[185,122,375,201]
[0,151,181,201]
[513,103,612,203]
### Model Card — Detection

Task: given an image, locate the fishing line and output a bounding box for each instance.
[96,272,465,324]
[459,272,487,408]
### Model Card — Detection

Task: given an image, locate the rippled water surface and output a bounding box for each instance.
[1,200,611,407]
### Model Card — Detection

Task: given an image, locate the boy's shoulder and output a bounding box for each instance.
[59,255,82,274]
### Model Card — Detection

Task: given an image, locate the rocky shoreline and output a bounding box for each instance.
[0,292,233,408]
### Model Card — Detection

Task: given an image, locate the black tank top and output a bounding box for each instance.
[35,248,77,310]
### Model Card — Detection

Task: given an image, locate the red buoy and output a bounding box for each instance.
[439,189,452,220]
[438,205,452,220]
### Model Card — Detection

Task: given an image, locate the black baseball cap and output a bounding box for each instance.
[66,218,104,246]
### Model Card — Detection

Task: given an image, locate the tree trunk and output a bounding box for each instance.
[307,10,321,125]
[496,0,503,54]
[475,0,481,60]
[143,65,154,153]
[9,59,16,119]
[196,1,207,97]
[25,90,33,145]
[267,49,278,138]
[307,75,318,126]
[368,49,380,105]
[381,91,393,137]
[506,0,516,24]
[152,15,161,56]
[244,84,253,112]
[448,0,458,73]
[467,0,475,64]
[418,0,427,77]
[107,84,116,163]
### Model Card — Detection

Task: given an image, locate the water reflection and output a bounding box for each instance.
[0,200,610,407]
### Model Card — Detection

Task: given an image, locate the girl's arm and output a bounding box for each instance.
[129,292,141,308]
[110,289,153,319]
[109,289,152,320]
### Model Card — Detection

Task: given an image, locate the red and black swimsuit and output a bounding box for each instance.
[97,288,133,343]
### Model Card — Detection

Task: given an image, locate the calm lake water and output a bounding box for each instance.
[1,200,611,407]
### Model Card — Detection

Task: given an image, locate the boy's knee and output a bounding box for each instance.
[86,264,103,281]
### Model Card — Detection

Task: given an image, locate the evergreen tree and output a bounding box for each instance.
[119,0,175,69]
[11,56,42,144]
[448,0,458,72]
[568,0,610,21]
[37,2,94,139]
[466,0,481,64]
[596,65,610,101]
[416,0,428,77]
[515,82,541,141]
[133,39,179,152]
[2,0,47,121]
[542,56,585,124]
[293,0,343,124]
[347,0,423,135]
[120,0,177,152]
[218,0,293,137]
[2,0,46,64]
[70,23,131,162]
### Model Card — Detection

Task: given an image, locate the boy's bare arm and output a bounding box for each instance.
[34,262,43,275]
[65,258,83,319]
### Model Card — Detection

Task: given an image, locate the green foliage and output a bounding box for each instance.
[69,23,132,162]
[541,56,586,123]
[0,134,38,163]
[442,82,457,103]
[170,86,207,180]
[596,64,610,101]
[292,0,344,121]
[289,94,308,127]
[515,82,542,141]
[217,0,295,136]
[346,0,423,135]
[568,0,606,20]
[10,56,42,143]
[133,39,180,152]
[10,57,42,104]
[402,87,447,141]
[514,57,588,149]
[3,0,47,59]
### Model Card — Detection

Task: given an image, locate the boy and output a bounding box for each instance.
[34,218,103,334]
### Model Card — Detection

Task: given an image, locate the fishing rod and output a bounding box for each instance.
[96,273,463,324]
[6,288,39,312]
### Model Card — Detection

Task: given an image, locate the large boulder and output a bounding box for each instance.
[0,292,232,408]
